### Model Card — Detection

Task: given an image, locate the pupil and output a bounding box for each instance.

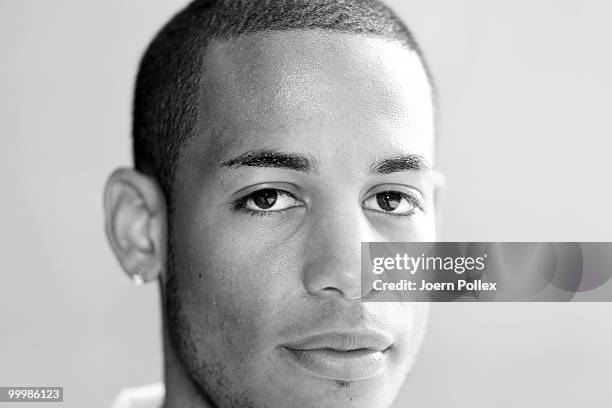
[376,191,401,211]
[253,189,278,209]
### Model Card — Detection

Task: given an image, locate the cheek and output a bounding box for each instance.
[374,215,437,241]
[374,301,427,339]
[171,208,305,355]
[382,302,429,369]
[416,215,437,241]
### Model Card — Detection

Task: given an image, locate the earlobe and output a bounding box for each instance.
[104,168,168,285]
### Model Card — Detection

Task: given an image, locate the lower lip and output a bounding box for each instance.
[284,347,387,381]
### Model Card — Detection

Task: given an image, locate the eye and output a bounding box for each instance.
[363,191,419,216]
[236,188,302,213]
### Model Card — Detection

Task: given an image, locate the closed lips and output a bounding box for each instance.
[282,331,392,381]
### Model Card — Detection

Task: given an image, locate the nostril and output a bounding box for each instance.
[321,286,344,295]
[320,286,366,301]
[302,258,363,300]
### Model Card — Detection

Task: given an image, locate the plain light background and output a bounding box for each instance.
[1,0,611,407]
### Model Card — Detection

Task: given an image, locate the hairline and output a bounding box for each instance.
[165,28,436,201]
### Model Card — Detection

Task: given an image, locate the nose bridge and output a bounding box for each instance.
[301,206,374,300]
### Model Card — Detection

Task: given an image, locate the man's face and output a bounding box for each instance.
[168,31,436,408]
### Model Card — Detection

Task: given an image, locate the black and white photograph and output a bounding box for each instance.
[1,1,611,407]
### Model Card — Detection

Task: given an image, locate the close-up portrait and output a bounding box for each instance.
[1,1,611,407]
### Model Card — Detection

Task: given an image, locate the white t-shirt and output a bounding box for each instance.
[110,383,164,408]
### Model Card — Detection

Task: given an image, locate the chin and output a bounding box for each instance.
[240,364,407,408]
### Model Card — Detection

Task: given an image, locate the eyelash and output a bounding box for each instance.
[367,192,422,217]
[231,189,423,218]
[230,190,300,217]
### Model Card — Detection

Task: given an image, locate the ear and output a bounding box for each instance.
[104,168,167,285]
[433,170,446,238]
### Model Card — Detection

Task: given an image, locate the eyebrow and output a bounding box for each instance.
[219,149,317,172]
[220,149,430,175]
[369,154,430,175]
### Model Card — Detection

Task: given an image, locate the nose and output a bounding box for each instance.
[301,208,378,301]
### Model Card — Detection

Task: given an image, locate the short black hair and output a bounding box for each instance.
[133,0,433,199]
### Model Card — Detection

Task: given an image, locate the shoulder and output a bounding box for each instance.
[110,383,165,408]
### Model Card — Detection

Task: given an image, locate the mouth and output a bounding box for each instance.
[282,330,393,382]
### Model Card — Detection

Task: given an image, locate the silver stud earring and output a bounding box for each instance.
[132,273,145,286]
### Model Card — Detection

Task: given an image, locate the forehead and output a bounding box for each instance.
[191,30,434,164]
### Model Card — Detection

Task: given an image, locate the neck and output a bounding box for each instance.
[159,285,215,408]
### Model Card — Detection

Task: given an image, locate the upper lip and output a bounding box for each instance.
[283,330,393,352]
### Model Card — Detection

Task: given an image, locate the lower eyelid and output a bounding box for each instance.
[244,205,306,217]
[364,208,416,217]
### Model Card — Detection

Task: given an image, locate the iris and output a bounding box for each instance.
[376,192,402,212]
